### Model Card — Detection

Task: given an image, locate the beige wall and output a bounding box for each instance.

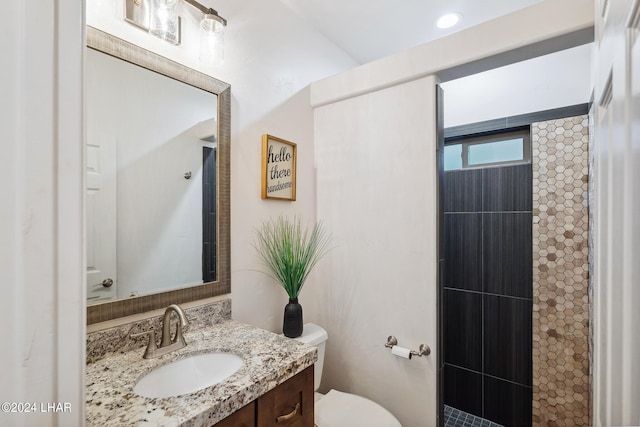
[308,75,440,426]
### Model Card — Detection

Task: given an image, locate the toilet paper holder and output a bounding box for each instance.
[385,336,431,357]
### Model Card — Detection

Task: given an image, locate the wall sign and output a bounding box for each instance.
[261,134,297,201]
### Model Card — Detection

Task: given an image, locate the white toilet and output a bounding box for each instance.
[294,323,402,427]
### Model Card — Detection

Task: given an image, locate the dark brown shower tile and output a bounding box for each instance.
[445,213,482,291]
[483,213,533,298]
[444,289,482,371]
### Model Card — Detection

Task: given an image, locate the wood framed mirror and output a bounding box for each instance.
[86,26,230,325]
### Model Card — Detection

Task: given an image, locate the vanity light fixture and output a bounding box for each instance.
[124,0,227,60]
[436,12,462,29]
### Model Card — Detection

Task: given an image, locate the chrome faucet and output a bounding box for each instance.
[131,304,190,359]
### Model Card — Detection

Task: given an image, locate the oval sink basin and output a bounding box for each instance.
[134,353,243,398]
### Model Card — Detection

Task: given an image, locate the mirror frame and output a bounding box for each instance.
[86,26,231,325]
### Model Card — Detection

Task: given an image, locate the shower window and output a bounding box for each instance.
[444,128,531,171]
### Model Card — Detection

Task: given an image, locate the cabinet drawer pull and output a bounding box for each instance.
[276,402,300,423]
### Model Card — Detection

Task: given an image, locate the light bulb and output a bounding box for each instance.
[436,12,462,29]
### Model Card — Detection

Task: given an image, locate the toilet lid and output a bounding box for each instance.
[315,389,402,427]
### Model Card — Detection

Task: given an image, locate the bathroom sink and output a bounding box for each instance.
[133,353,243,398]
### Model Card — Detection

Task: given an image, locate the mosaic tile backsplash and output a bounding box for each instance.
[86,298,231,363]
[532,115,590,426]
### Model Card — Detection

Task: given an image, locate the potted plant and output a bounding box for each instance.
[253,216,332,338]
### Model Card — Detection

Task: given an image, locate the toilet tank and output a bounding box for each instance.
[294,323,328,391]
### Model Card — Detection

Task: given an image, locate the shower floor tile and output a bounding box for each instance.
[444,405,503,427]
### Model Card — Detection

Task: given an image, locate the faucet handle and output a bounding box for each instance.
[131,329,158,359]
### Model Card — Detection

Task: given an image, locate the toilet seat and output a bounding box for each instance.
[315,389,402,427]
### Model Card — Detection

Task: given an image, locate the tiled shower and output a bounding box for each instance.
[441,113,590,427]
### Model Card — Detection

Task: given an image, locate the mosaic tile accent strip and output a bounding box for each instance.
[532,115,590,426]
[444,405,503,427]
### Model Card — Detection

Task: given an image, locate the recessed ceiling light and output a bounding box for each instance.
[436,12,462,29]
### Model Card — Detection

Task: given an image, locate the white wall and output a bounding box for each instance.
[0,0,85,426]
[591,0,640,424]
[442,43,593,128]
[309,75,439,427]
[87,48,216,298]
[86,0,359,331]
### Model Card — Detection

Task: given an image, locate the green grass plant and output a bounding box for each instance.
[253,216,332,299]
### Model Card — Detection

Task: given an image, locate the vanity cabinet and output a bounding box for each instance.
[215,365,314,427]
[257,365,314,427]
[215,402,255,427]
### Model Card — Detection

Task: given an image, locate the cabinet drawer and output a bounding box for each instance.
[257,366,314,427]
[214,401,255,427]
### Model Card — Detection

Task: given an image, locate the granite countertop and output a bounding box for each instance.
[86,320,317,426]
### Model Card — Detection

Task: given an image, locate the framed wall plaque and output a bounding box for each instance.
[261,134,297,201]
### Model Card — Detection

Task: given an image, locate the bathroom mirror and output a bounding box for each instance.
[86,26,230,324]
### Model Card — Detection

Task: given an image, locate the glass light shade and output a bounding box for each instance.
[149,0,179,44]
[201,14,225,34]
[200,14,225,65]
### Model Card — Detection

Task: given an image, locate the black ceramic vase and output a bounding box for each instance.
[283,298,303,338]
